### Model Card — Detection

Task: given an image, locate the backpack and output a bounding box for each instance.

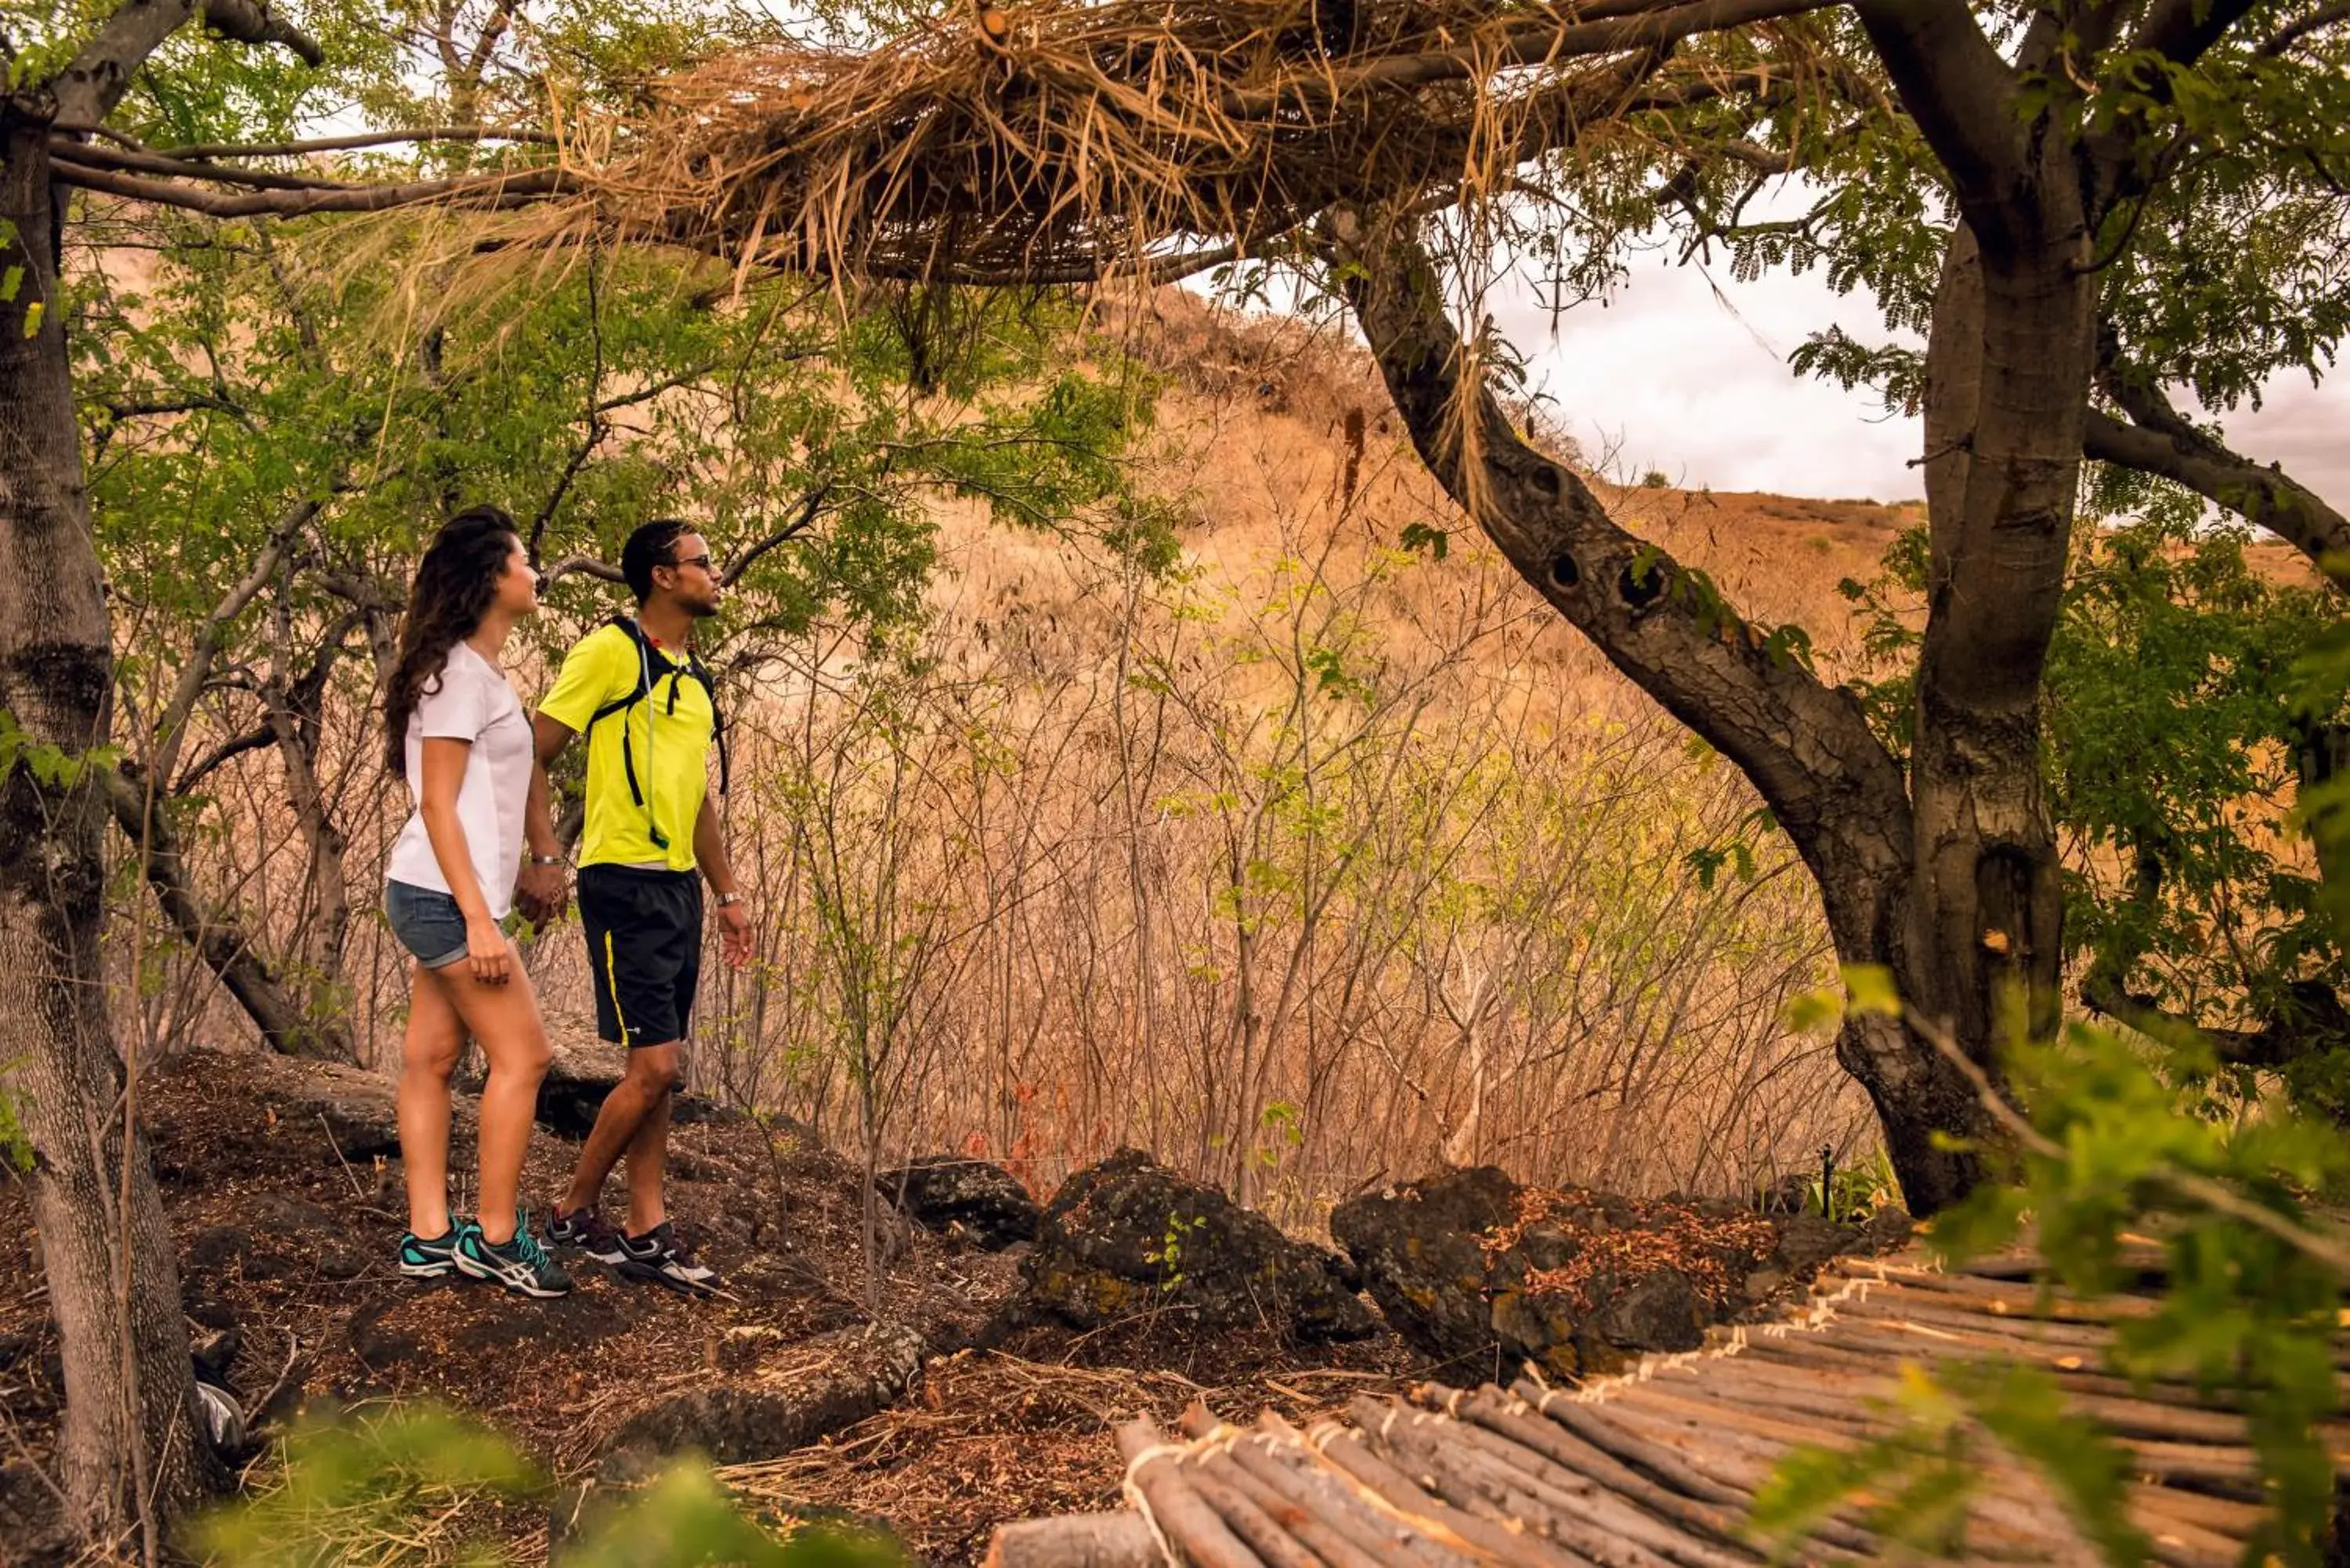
[582,616,728,850]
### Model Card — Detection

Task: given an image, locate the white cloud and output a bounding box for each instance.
[1489,251,2348,513]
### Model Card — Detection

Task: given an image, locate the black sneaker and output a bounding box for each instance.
[398,1226,463,1278]
[616,1221,721,1297]
[455,1219,573,1298]
[547,1205,625,1264]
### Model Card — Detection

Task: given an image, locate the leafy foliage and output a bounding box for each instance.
[191,1405,901,1568]
[1930,1021,2350,1567]
[1773,970,2350,1566]
[1835,506,2350,1114]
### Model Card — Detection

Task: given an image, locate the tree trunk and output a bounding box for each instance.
[1878,215,2092,1209]
[1328,204,2014,1214]
[0,116,212,1545]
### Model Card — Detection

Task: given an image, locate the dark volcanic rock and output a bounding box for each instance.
[880,1154,1042,1249]
[1775,1213,1860,1275]
[1021,1149,1376,1340]
[533,1042,747,1140]
[1333,1166,1801,1377]
[1329,1165,1517,1366]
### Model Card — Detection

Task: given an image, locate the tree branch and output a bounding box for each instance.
[51,137,389,193]
[146,125,559,159]
[721,486,832,588]
[2078,967,2341,1071]
[52,0,320,128]
[152,498,319,787]
[541,555,628,587]
[594,363,721,415]
[2134,0,2266,66]
[526,256,608,566]
[51,161,569,218]
[2081,406,2350,591]
[171,723,277,794]
[2263,0,2350,52]
[1325,204,1913,902]
[1853,0,2034,258]
[1217,0,1833,118]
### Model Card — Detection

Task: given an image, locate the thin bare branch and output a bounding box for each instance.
[721,486,832,588]
[541,555,628,587]
[150,125,559,159]
[527,256,608,566]
[152,499,319,787]
[1908,1008,2350,1277]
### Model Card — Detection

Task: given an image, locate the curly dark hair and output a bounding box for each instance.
[385,506,522,779]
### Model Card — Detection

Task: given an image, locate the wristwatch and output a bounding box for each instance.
[529,854,566,867]
[714,891,743,907]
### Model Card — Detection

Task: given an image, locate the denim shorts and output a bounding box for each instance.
[385,880,469,970]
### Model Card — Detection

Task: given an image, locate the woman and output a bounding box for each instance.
[383,506,570,1297]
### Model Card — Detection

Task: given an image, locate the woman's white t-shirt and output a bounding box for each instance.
[385,642,533,919]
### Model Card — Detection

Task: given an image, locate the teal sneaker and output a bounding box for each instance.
[398,1226,462,1278]
[454,1216,573,1298]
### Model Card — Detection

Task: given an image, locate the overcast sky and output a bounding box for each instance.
[1488,250,2348,507]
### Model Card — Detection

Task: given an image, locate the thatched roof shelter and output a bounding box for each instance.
[553,0,1844,287]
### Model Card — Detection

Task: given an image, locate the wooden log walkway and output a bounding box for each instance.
[983,1249,2350,1567]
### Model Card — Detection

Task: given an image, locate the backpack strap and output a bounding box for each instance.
[581,616,727,807]
[584,617,656,810]
[678,647,729,798]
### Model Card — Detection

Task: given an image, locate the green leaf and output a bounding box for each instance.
[1399,520,1450,560]
[1839,963,1901,1018]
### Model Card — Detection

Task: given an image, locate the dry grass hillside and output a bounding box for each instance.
[618,291,1917,1219]
[124,287,2004,1235]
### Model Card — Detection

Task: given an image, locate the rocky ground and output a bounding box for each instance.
[0,1047,1906,1564]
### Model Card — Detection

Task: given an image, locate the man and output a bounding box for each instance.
[519,518,753,1295]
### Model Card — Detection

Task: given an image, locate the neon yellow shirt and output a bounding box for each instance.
[538,623,713,872]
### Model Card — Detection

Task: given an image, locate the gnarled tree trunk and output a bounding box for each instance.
[0,112,212,1545]
[1328,204,2012,1214]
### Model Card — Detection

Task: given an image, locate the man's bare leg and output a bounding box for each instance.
[559,1041,681,1218]
[622,1082,674,1235]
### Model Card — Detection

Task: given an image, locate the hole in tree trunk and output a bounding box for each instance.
[1618,560,1666,608]
[1549,552,1579,588]
[1531,464,1562,499]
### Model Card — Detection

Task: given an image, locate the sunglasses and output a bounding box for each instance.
[663,552,714,573]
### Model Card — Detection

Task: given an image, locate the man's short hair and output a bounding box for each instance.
[621,518,694,602]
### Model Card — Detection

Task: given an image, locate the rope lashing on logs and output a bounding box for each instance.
[990,1246,2350,1566]
[1117,1438,1190,1566]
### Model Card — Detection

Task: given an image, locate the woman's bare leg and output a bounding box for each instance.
[396,960,467,1238]
[418,940,552,1245]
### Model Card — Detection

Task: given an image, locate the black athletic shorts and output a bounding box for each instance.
[579,865,703,1049]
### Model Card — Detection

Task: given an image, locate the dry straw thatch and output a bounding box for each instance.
[551,0,1840,290]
